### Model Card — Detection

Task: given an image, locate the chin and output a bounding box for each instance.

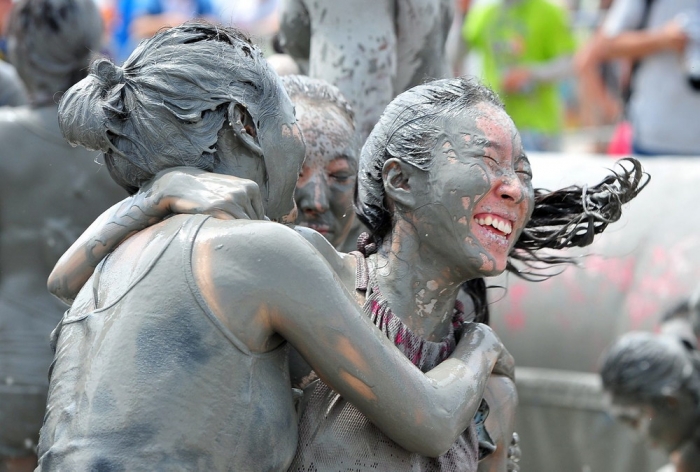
[483,255,509,277]
[268,200,297,223]
[482,266,506,278]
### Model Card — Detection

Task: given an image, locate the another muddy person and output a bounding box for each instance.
[601,332,700,472]
[278,0,454,139]
[0,1,126,470]
[283,75,367,253]
[37,23,514,471]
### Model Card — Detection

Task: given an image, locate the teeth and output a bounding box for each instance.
[476,215,513,235]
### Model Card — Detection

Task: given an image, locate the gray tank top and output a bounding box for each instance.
[37,215,297,471]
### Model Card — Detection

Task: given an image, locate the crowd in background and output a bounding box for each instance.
[0,0,698,156]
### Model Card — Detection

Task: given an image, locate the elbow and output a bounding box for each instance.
[409,429,454,458]
[47,272,74,306]
[402,413,464,458]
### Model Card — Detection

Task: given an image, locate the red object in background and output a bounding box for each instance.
[607,120,633,156]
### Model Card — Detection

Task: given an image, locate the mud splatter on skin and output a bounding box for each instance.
[408,102,533,280]
[293,99,359,248]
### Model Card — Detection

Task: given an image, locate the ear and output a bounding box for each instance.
[228,103,262,157]
[382,158,419,209]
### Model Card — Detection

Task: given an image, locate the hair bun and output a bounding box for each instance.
[91,58,124,88]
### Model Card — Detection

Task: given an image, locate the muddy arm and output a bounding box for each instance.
[478,376,518,472]
[47,168,263,304]
[202,220,505,457]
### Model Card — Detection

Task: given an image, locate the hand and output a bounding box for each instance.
[660,19,688,53]
[460,323,515,381]
[492,341,515,381]
[145,167,265,221]
[501,68,532,94]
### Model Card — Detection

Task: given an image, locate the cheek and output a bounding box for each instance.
[330,187,356,224]
[441,163,491,214]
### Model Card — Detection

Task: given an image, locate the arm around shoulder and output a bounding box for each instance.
[199,220,503,456]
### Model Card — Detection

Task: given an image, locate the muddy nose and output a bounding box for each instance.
[296,173,329,216]
[497,173,524,202]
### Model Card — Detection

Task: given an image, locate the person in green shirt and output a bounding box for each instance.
[463,0,576,152]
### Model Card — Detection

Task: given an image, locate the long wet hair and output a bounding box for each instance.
[601,332,700,410]
[8,0,102,104]
[58,22,282,194]
[355,77,648,323]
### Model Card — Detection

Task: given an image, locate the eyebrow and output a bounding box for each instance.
[473,136,505,153]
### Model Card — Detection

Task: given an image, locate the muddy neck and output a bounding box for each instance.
[373,219,464,342]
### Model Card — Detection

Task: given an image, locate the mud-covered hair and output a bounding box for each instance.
[355,77,648,323]
[58,22,283,194]
[662,288,700,341]
[601,332,700,409]
[7,0,102,104]
[281,75,355,125]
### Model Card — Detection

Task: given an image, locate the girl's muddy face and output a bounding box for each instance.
[294,102,358,248]
[610,394,697,454]
[409,102,534,277]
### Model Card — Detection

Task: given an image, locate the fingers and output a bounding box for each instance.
[493,348,515,381]
[243,180,265,220]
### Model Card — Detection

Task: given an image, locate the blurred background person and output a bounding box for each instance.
[601,332,700,472]
[463,0,576,152]
[0,1,125,470]
[573,0,627,154]
[216,0,279,54]
[576,0,700,156]
[278,0,454,141]
[108,0,217,63]
[0,0,28,107]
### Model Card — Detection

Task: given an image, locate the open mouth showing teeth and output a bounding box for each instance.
[475,214,513,236]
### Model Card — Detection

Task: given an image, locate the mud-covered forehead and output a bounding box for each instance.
[295,100,357,168]
[438,102,523,162]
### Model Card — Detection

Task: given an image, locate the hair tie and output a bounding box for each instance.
[91,58,125,89]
